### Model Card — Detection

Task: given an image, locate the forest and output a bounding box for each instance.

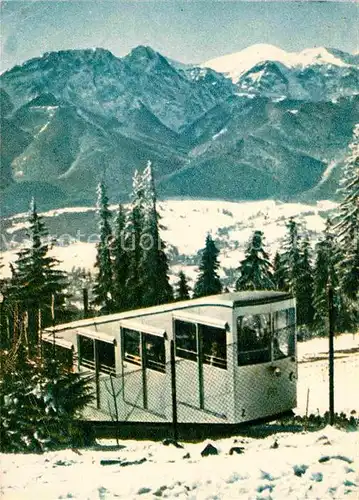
[0,125,358,452]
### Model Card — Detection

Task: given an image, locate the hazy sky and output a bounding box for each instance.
[1,1,358,71]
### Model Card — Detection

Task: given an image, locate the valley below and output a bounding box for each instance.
[0,198,337,291]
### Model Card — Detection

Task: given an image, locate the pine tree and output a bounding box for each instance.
[140,162,173,307]
[111,204,128,312]
[235,230,275,291]
[0,256,6,349]
[0,346,94,452]
[340,238,359,302]
[9,199,68,350]
[125,170,146,309]
[336,124,359,245]
[335,124,359,302]
[194,235,222,298]
[273,251,287,291]
[281,217,301,295]
[175,271,191,301]
[92,182,114,314]
[0,255,4,282]
[296,235,315,326]
[312,219,342,333]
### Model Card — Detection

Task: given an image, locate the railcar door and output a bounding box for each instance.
[174,319,229,417]
[199,324,228,416]
[122,328,144,408]
[174,320,201,408]
[122,327,167,416]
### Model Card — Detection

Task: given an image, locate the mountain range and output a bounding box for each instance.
[1,43,358,215]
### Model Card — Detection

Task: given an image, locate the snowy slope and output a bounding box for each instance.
[0,308,357,499]
[0,199,337,289]
[1,44,358,214]
[203,44,355,83]
[0,425,358,499]
[1,334,358,500]
[297,334,359,417]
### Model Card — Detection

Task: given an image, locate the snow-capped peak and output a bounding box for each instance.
[296,47,349,68]
[202,44,289,82]
[202,44,353,83]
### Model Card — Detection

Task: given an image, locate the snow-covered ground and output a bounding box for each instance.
[2,199,357,499]
[0,426,357,499]
[0,199,336,287]
[0,334,358,500]
[297,333,359,417]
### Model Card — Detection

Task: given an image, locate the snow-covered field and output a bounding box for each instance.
[0,199,336,287]
[0,427,358,499]
[2,199,357,499]
[297,334,359,417]
[0,334,358,500]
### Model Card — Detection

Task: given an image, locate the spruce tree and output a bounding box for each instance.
[194,235,222,298]
[296,235,315,326]
[335,124,359,302]
[175,271,191,301]
[281,217,301,295]
[92,182,114,314]
[312,219,342,333]
[9,199,68,350]
[0,345,94,452]
[340,238,359,302]
[0,255,4,282]
[273,251,287,291]
[0,256,6,349]
[125,170,146,309]
[235,230,275,291]
[140,162,173,307]
[111,204,128,312]
[276,221,316,326]
[336,124,359,244]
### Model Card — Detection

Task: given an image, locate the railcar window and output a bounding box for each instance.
[123,329,141,366]
[144,333,166,373]
[288,308,296,355]
[237,314,271,365]
[200,325,227,369]
[97,340,116,374]
[78,336,95,370]
[175,320,197,361]
[273,308,295,359]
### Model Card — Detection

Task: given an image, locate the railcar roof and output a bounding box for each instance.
[44,291,293,334]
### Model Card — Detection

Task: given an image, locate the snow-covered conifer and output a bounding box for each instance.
[273,252,287,291]
[335,124,359,302]
[194,235,222,298]
[235,230,274,291]
[313,219,343,333]
[175,271,191,301]
[111,204,128,312]
[92,182,114,313]
[9,199,68,350]
[281,217,301,294]
[140,161,173,307]
[296,235,315,326]
[125,170,146,309]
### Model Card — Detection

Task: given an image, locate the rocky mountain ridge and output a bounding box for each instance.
[1,44,358,215]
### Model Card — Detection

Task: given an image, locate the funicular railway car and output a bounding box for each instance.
[42,291,297,428]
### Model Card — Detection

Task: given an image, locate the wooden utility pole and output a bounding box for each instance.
[170,340,178,442]
[83,288,89,319]
[51,294,56,360]
[328,286,335,425]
